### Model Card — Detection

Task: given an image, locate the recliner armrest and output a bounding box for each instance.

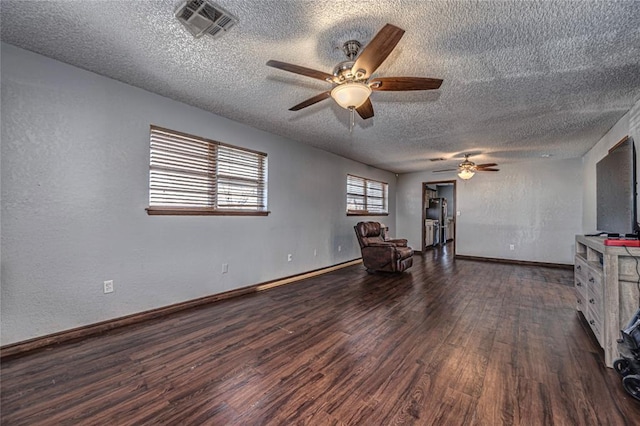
[386,238,408,247]
[366,241,395,247]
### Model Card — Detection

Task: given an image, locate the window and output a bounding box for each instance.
[147,125,268,215]
[346,174,389,216]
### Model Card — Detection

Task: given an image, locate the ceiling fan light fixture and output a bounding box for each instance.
[458,168,475,180]
[331,82,372,109]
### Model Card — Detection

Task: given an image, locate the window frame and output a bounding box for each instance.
[146,125,269,216]
[346,174,389,216]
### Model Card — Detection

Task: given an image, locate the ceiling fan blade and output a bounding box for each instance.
[433,168,458,173]
[289,91,332,111]
[370,77,443,91]
[478,168,500,172]
[267,60,335,83]
[356,98,374,119]
[475,163,498,168]
[351,24,405,79]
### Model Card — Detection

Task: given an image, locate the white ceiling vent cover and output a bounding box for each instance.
[175,0,238,39]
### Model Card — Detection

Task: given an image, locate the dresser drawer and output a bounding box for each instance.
[587,267,603,291]
[587,303,603,346]
[586,265,604,347]
[587,268,604,311]
[574,256,587,280]
[587,296,603,325]
[576,288,586,313]
[574,275,587,302]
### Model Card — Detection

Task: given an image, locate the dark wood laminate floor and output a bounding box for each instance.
[2,244,640,425]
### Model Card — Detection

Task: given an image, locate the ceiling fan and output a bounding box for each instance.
[433,154,500,180]
[266,23,443,130]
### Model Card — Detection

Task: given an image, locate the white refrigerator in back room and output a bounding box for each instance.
[426,197,448,245]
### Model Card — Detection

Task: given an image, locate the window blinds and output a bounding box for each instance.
[346,174,388,214]
[149,126,267,211]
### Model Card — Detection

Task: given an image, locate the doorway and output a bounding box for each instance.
[422,180,456,253]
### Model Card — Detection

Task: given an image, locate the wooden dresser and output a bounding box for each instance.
[574,235,640,367]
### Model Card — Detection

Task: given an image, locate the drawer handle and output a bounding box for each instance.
[590,320,595,325]
[589,277,595,283]
[589,298,595,304]
[576,281,582,287]
[577,299,581,304]
[577,265,581,270]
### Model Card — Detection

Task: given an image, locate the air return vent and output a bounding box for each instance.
[175,0,238,39]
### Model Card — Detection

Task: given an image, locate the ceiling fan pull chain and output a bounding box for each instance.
[349,107,355,133]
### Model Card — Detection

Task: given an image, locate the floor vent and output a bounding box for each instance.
[175,0,238,39]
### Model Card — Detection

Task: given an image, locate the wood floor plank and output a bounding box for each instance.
[430,387,477,425]
[2,245,640,425]
[474,341,519,425]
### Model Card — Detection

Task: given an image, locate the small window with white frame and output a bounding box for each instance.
[147,125,268,216]
[346,174,389,216]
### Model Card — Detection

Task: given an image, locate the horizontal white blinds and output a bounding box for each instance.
[217,145,266,210]
[347,174,388,214]
[149,126,267,211]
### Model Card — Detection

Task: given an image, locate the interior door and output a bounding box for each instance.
[422,180,456,253]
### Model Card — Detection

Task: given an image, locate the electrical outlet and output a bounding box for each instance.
[287,254,292,262]
[313,249,317,257]
[103,280,114,294]
[222,263,228,273]
[509,244,515,251]
[338,245,342,252]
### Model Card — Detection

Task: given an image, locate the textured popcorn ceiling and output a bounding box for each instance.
[1,0,639,173]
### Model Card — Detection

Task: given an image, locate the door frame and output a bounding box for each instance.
[422,180,457,253]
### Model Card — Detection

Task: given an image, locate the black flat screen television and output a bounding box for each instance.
[596,137,638,235]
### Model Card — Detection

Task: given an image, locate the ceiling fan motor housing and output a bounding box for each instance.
[459,158,476,171]
[333,61,356,81]
[342,40,361,60]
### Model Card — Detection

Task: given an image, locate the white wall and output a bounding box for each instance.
[397,158,583,264]
[0,43,397,345]
[582,98,640,233]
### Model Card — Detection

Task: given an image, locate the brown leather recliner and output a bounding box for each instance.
[354,222,414,273]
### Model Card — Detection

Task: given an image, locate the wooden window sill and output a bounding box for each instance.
[146,207,270,216]
[346,212,389,217]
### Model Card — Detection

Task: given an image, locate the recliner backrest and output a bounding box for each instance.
[355,222,384,248]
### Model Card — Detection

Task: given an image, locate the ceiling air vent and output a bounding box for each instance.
[175,0,238,39]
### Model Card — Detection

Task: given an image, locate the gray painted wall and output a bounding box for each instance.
[0,43,397,345]
[397,158,583,264]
